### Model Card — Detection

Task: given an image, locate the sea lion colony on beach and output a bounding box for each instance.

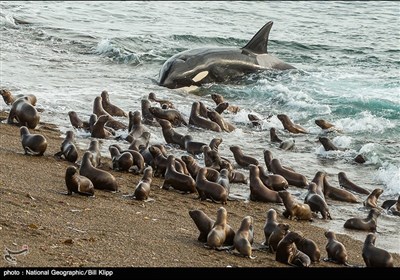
[1,88,397,267]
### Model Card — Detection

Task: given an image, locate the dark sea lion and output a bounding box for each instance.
[127,110,148,141]
[229,145,259,168]
[8,96,40,129]
[149,106,187,127]
[270,127,282,143]
[141,99,156,125]
[354,154,366,164]
[214,101,229,114]
[315,119,335,130]
[79,151,119,192]
[363,188,383,209]
[293,233,321,263]
[381,199,397,210]
[93,96,111,118]
[181,155,202,180]
[275,231,311,267]
[149,145,168,177]
[162,155,197,193]
[109,145,133,172]
[270,158,308,188]
[104,117,127,131]
[263,209,278,245]
[277,114,308,134]
[195,167,228,204]
[87,139,101,167]
[20,126,47,156]
[128,131,151,151]
[248,113,262,127]
[388,196,400,216]
[100,90,128,117]
[209,137,223,152]
[1,89,37,106]
[148,92,175,109]
[343,208,380,232]
[210,93,239,113]
[174,157,190,176]
[132,166,153,201]
[91,115,113,139]
[278,190,313,221]
[311,171,326,200]
[268,223,289,253]
[362,233,394,267]
[65,166,94,196]
[54,130,78,163]
[207,108,235,132]
[158,119,186,148]
[249,164,282,203]
[189,209,215,243]
[279,138,295,151]
[304,182,332,220]
[338,172,370,195]
[68,111,90,130]
[198,101,208,118]
[109,144,145,175]
[323,231,349,265]
[233,216,255,259]
[228,170,248,184]
[184,135,207,155]
[323,176,358,203]
[263,149,274,172]
[206,207,235,249]
[319,136,339,151]
[189,101,222,132]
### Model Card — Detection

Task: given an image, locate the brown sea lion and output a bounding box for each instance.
[206,207,235,249]
[279,138,295,151]
[270,158,308,188]
[381,198,397,210]
[198,101,208,118]
[189,101,221,132]
[189,209,215,243]
[54,130,78,163]
[323,176,358,203]
[79,151,119,192]
[109,144,145,175]
[87,139,101,167]
[315,119,335,130]
[319,136,340,151]
[343,208,380,232]
[249,164,282,203]
[209,137,223,152]
[323,231,349,265]
[207,108,235,132]
[229,145,259,168]
[174,157,190,176]
[128,131,151,151]
[65,166,94,196]
[228,170,248,185]
[354,154,366,164]
[100,90,128,117]
[141,99,156,125]
[278,190,313,221]
[210,93,240,113]
[248,113,262,127]
[158,119,186,148]
[275,231,311,267]
[68,111,90,130]
[388,196,400,216]
[93,96,111,118]
[184,135,207,155]
[149,145,168,177]
[293,233,321,263]
[362,233,394,267]
[91,115,113,139]
[109,145,133,172]
[8,96,40,129]
[263,209,279,245]
[363,188,383,209]
[311,171,326,200]
[148,92,175,109]
[277,114,308,134]
[268,223,289,253]
[20,126,47,156]
[233,216,255,259]
[195,167,228,204]
[263,149,274,172]
[181,155,202,180]
[132,166,153,201]
[148,106,187,127]
[1,90,37,106]
[270,127,283,143]
[304,182,332,220]
[126,110,148,141]
[162,155,197,193]
[338,172,370,195]
[214,101,229,114]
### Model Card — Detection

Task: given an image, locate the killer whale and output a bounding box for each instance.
[158,21,295,89]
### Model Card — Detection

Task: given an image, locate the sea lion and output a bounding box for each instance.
[93,96,111,118]
[270,127,282,143]
[174,157,190,176]
[323,176,358,203]
[126,110,148,142]
[162,155,197,193]
[263,209,279,245]
[278,190,313,221]
[248,113,262,127]
[198,101,209,118]
[148,92,175,109]
[109,145,133,172]
[184,135,207,155]
[210,93,240,113]
[196,167,228,204]
[343,208,380,232]
[79,151,119,192]
[275,231,311,267]
[214,101,229,114]
[311,171,326,200]
[149,145,168,177]
[8,96,40,129]
[100,90,128,117]
[207,108,235,132]
[381,199,397,210]
[315,119,336,130]
[277,114,308,134]
[363,188,383,209]
[338,172,370,195]
[158,119,186,148]
[65,166,94,196]
[263,149,274,172]
[189,101,222,132]
[148,106,187,127]
[209,137,223,152]
[354,154,366,164]
[233,216,255,259]
[189,209,215,243]
[1,90,37,106]
[91,115,113,139]
[87,139,101,167]
[206,207,235,249]
[109,144,145,175]
[323,231,349,265]
[268,223,289,253]
[20,126,47,156]
[217,169,230,193]
[228,170,248,185]
[388,196,400,216]
[229,145,259,168]
[128,131,151,151]
[304,182,332,220]
[132,166,153,201]
[181,155,202,180]
[68,111,90,130]
[279,139,295,151]
[249,164,282,203]
[293,233,321,263]
[319,137,340,151]
[54,130,78,163]
[141,99,156,125]
[362,233,394,267]
[270,158,308,188]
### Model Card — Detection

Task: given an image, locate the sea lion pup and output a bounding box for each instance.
[248,113,262,127]
[338,171,370,195]
[189,101,222,132]
[162,155,197,193]
[181,155,219,181]
[189,210,215,243]
[304,182,332,220]
[275,231,311,267]
[270,158,308,188]
[318,136,340,151]
[323,231,350,265]
[87,139,101,167]
[183,135,207,155]
[141,99,156,125]
[68,111,90,130]
[20,126,47,156]
[131,166,153,201]
[263,209,279,246]
[268,223,290,253]
[388,196,400,216]
[64,166,94,196]
[315,119,336,130]
[206,207,235,249]
[263,149,274,172]
[354,154,366,164]
[362,233,394,267]
[279,138,295,151]
[148,92,175,109]
[198,101,209,118]
[214,101,229,114]
[344,208,380,232]
[323,175,358,203]
[148,145,168,177]
[209,137,223,152]
[311,171,326,200]
[109,144,145,175]
[229,145,259,168]
[363,188,384,209]
[207,108,235,132]
[79,151,119,192]
[293,232,321,263]
[148,106,187,127]
[196,167,228,204]
[277,114,308,134]
[233,216,255,259]
[158,119,186,148]
[8,96,40,129]
[278,190,313,221]
[217,169,230,193]
[109,145,133,172]
[0,89,19,105]
[91,115,113,139]
[270,127,282,143]
[210,93,240,113]
[128,131,151,151]
[126,110,148,142]
[249,164,282,203]
[228,170,248,185]
[100,90,128,117]
[54,130,78,163]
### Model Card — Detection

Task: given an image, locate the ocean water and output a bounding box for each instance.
[1,1,399,254]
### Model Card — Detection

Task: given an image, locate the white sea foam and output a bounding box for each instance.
[375,162,400,196]
[336,111,395,133]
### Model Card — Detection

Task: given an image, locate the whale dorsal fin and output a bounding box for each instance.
[242,21,273,54]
